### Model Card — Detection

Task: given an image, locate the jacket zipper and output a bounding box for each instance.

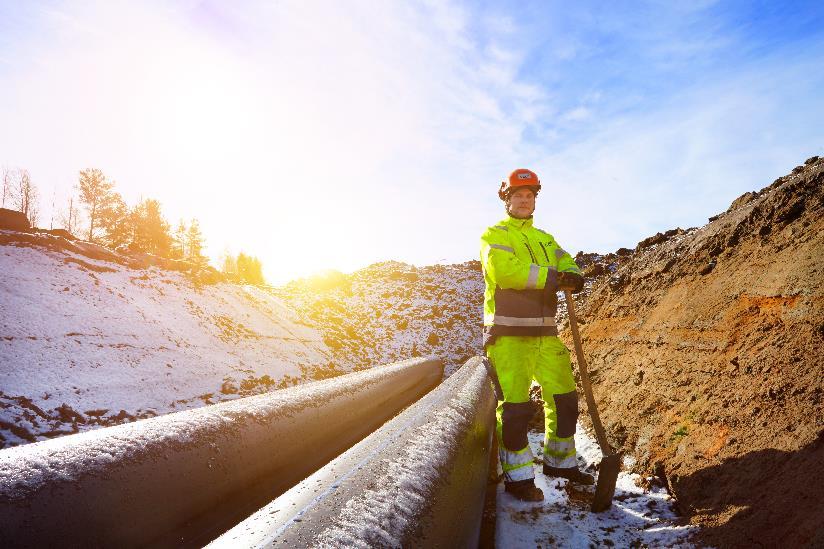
[522,236,538,263]
[538,241,551,263]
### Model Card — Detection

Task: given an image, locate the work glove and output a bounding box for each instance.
[557,271,584,293]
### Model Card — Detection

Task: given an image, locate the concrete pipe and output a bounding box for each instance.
[0,357,443,548]
[209,356,496,548]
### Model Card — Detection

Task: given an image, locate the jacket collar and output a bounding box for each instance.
[501,214,534,230]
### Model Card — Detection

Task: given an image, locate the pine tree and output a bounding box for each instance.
[220,250,237,276]
[98,192,130,249]
[172,220,187,259]
[185,218,205,262]
[77,168,116,242]
[236,252,265,284]
[130,198,172,256]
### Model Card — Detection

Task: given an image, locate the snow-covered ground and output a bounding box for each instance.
[273,261,484,375]
[0,239,330,447]
[496,427,696,548]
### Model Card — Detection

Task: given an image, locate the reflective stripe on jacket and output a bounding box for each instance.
[480,215,581,345]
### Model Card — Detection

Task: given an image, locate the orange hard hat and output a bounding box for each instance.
[498,168,541,201]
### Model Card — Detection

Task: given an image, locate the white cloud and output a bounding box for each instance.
[561,106,591,122]
[1,1,822,283]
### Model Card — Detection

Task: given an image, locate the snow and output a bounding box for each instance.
[208,358,490,548]
[0,359,427,500]
[496,427,696,548]
[0,241,330,447]
[314,363,487,547]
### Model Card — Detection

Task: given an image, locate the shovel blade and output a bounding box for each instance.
[591,453,621,512]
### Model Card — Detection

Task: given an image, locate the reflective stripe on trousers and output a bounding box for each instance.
[543,437,578,468]
[499,445,535,482]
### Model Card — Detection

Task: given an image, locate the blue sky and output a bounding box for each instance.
[1,1,822,283]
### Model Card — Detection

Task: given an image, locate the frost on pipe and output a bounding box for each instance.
[0,357,442,549]
[209,356,496,548]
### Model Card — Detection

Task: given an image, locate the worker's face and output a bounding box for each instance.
[507,188,536,218]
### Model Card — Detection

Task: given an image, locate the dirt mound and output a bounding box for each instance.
[562,156,824,547]
[0,208,31,231]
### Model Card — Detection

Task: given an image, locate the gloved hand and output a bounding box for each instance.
[557,271,584,293]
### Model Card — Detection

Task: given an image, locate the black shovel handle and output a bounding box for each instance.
[564,290,613,456]
[481,357,504,401]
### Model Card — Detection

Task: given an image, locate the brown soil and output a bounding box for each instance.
[561,156,824,548]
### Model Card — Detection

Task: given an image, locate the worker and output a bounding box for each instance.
[480,168,594,502]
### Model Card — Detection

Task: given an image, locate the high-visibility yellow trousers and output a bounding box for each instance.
[486,335,579,481]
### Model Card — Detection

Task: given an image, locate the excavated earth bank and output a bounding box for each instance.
[561,156,824,548]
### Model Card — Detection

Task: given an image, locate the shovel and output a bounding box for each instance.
[564,289,621,512]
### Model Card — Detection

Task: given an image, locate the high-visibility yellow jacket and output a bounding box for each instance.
[480,215,581,346]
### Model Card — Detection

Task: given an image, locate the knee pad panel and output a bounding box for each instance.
[553,391,579,438]
[501,401,533,451]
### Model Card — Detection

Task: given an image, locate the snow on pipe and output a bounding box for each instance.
[209,356,496,548]
[0,357,443,549]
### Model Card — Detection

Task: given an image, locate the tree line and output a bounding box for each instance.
[220,252,265,285]
[1,166,266,283]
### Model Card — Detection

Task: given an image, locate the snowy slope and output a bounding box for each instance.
[0,234,330,448]
[272,261,484,375]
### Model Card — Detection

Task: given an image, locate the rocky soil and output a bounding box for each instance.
[271,260,484,376]
[563,156,824,547]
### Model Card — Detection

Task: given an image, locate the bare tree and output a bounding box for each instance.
[10,169,40,225]
[1,167,11,208]
[57,195,83,236]
[77,168,115,242]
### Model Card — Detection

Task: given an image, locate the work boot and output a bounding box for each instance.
[504,479,544,502]
[543,464,595,485]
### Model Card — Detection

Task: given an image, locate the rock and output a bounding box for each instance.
[0,208,30,231]
[636,232,669,251]
[55,403,85,424]
[728,191,758,212]
[776,199,805,224]
[609,273,628,291]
